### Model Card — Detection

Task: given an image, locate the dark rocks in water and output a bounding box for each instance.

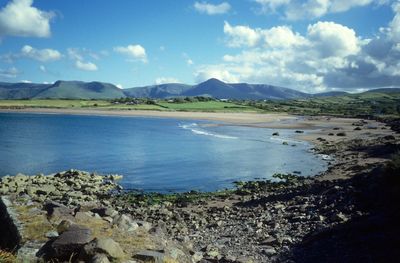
[295,130,304,133]
[336,132,347,136]
[272,132,280,136]
[354,127,362,131]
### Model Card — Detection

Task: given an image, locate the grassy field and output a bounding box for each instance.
[0,99,259,112]
[243,91,400,117]
[1,91,399,117]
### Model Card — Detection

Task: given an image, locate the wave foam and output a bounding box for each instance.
[179,123,238,139]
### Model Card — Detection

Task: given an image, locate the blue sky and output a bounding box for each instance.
[0,0,399,92]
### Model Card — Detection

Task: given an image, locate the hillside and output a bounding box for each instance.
[123,83,191,98]
[0,81,126,100]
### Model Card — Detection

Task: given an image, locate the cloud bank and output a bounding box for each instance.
[196,4,400,92]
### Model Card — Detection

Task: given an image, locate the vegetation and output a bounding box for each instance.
[116,189,234,207]
[240,91,400,118]
[0,98,259,113]
[0,90,399,118]
[0,250,16,263]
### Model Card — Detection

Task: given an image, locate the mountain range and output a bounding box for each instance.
[0,78,399,100]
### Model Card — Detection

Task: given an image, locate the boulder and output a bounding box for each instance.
[133,250,165,263]
[113,214,138,232]
[40,224,92,260]
[84,238,125,260]
[91,253,110,263]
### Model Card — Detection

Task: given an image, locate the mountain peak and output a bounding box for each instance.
[201,78,226,85]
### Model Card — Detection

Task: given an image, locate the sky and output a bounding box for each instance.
[0,0,399,92]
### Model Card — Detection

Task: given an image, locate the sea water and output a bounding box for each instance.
[0,113,327,192]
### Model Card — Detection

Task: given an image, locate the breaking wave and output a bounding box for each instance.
[179,123,238,139]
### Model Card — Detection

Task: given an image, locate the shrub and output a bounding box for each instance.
[0,250,16,263]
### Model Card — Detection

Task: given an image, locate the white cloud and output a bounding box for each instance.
[114,44,147,63]
[307,22,360,58]
[21,45,62,62]
[194,1,231,15]
[39,65,46,72]
[187,59,194,66]
[263,25,308,48]
[20,79,31,83]
[0,66,19,78]
[155,77,180,84]
[115,83,123,89]
[75,60,98,71]
[0,0,54,38]
[195,65,240,83]
[224,21,261,47]
[254,0,378,20]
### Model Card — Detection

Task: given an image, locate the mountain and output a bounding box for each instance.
[123,83,191,98]
[125,78,310,100]
[0,82,50,99]
[0,80,126,99]
[364,88,400,94]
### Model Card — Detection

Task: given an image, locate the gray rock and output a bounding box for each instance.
[133,250,165,263]
[91,253,110,263]
[45,224,92,260]
[84,238,125,260]
[113,214,138,232]
[45,231,59,238]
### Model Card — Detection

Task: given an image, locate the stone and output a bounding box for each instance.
[91,253,110,263]
[260,236,277,246]
[45,231,59,238]
[44,201,74,218]
[332,212,349,222]
[46,224,92,260]
[192,251,203,262]
[113,214,138,232]
[262,246,277,256]
[75,211,94,222]
[84,238,125,260]
[56,220,74,234]
[133,250,165,263]
[92,207,118,217]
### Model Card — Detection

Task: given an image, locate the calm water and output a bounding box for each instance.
[0,112,327,192]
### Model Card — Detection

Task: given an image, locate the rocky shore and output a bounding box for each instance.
[0,118,399,262]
